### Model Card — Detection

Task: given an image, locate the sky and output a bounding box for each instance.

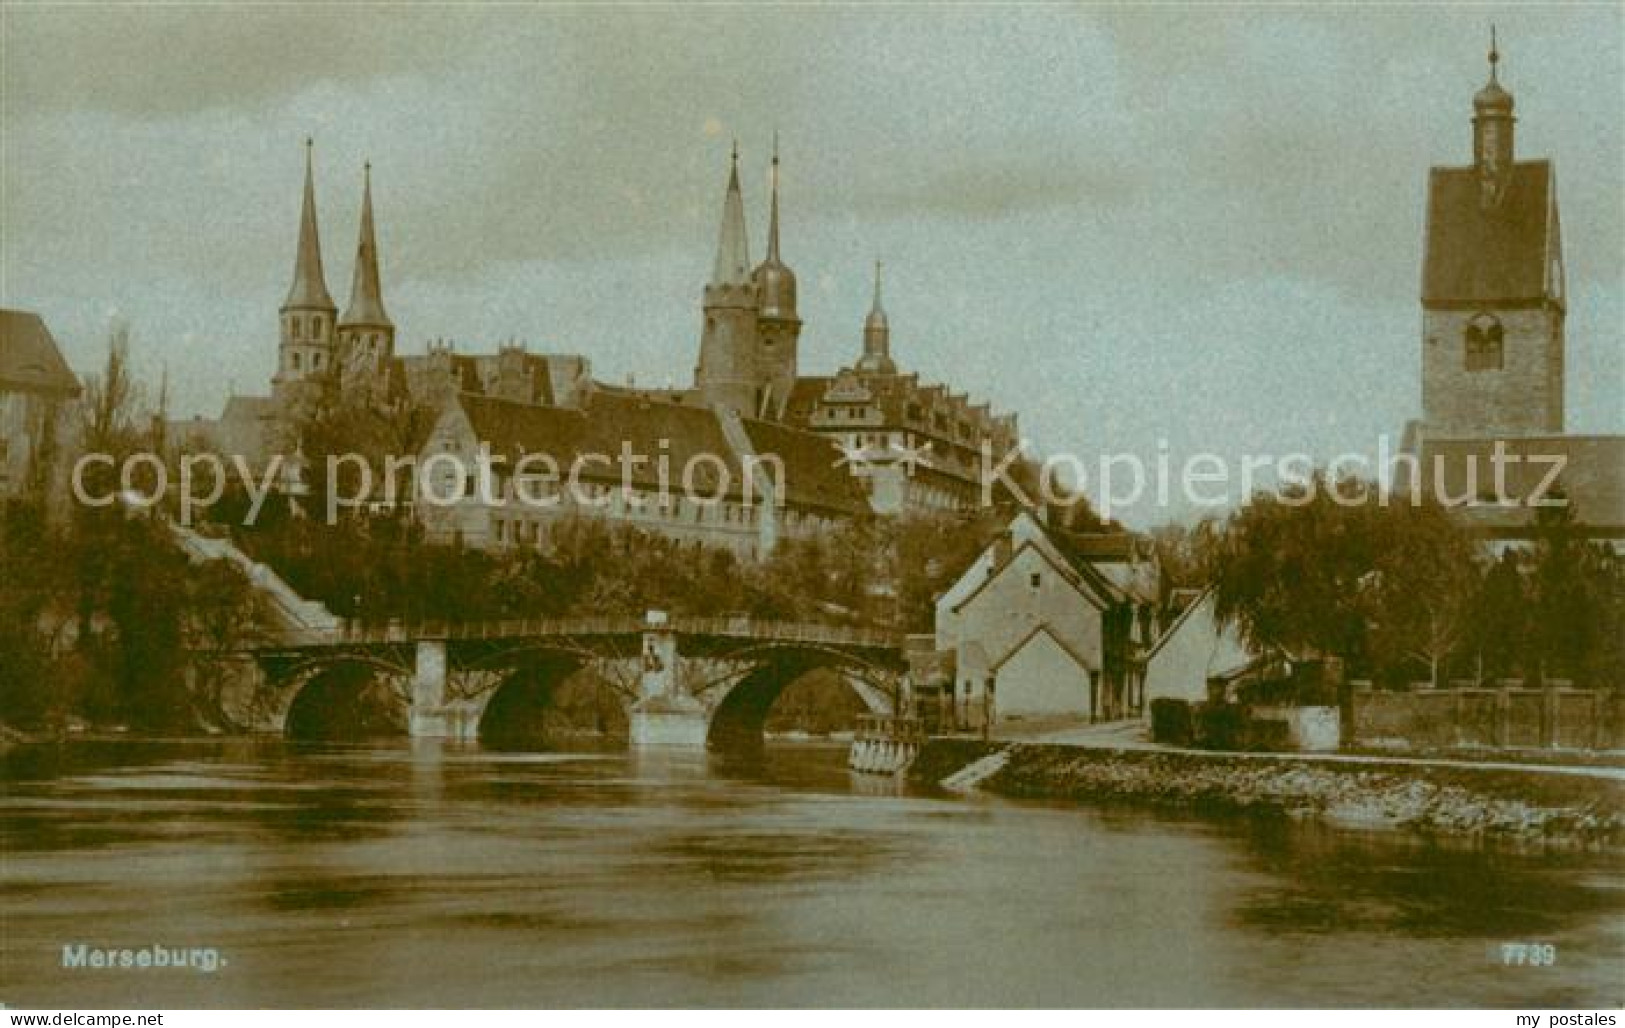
[2,4,1621,525]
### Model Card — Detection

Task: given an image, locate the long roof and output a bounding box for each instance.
[451,391,868,514]
[1413,433,1625,535]
[0,309,81,397]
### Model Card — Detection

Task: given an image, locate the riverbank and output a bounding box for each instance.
[911,739,1625,850]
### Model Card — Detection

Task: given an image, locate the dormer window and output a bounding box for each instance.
[1464,313,1504,371]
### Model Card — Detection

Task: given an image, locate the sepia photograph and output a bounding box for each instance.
[1,1,1621,1017]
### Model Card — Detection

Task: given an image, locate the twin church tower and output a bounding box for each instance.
[273,140,394,407]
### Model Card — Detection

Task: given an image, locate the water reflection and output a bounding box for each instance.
[1,739,1620,1008]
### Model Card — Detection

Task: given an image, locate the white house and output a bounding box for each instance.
[934,510,1160,729]
[1142,587,1253,708]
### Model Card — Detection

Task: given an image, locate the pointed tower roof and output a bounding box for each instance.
[284,138,336,312]
[340,162,392,329]
[754,134,798,321]
[710,141,752,287]
[858,260,896,375]
[865,259,887,332]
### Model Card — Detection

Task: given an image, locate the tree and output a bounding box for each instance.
[0,502,69,727]
[1208,472,1384,666]
[1525,496,1624,687]
[1463,550,1528,682]
[1361,498,1483,687]
[1208,471,1486,690]
[1149,516,1220,620]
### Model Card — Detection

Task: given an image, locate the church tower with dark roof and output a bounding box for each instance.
[1420,36,1565,438]
[751,137,801,419]
[694,143,762,416]
[273,140,339,406]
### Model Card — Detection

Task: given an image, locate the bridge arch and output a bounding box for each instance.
[279,656,412,740]
[466,645,638,750]
[704,647,898,752]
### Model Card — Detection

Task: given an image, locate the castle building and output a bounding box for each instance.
[782,261,1022,514]
[180,136,1031,557]
[680,142,1022,515]
[1402,39,1622,546]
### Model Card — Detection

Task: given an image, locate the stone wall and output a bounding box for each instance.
[1352,686,1624,752]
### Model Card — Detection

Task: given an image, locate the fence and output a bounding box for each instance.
[1351,685,1625,752]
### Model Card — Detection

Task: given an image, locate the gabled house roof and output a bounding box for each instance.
[949,536,1118,616]
[990,622,1095,674]
[0,309,80,397]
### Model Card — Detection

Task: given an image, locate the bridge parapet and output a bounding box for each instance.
[248,615,902,654]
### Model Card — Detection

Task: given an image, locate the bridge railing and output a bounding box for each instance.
[247,614,900,652]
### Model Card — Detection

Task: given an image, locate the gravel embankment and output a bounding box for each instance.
[911,740,1625,849]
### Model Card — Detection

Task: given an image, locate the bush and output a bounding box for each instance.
[1195,702,1246,751]
[1149,698,1193,745]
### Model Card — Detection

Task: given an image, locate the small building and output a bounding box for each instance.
[934,510,1160,729]
[0,309,82,509]
[1142,587,1254,708]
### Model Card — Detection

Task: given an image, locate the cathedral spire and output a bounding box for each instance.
[340,161,391,329]
[710,141,752,286]
[283,138,336,312]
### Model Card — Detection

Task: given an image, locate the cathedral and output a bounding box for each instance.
[178,135,1026,556]
[1402,39,1622,547]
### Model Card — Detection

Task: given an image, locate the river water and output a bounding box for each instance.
[2,739,1621,1008]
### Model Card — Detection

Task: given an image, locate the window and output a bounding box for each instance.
[1464,313,1504,371]
[1030,572,1042,589]
[292,352,302,372]
[313,314,323,336]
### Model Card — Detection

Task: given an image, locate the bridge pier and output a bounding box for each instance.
[409,639,472,739]
[628,614,709,747]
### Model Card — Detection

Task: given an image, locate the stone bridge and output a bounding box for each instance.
[239,612,908,750]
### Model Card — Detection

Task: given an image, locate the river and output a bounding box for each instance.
[2,739,1621,1008]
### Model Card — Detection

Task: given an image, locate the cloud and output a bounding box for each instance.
[1,6,498,118]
